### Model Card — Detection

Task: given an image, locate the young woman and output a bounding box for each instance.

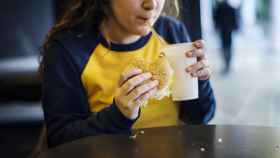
[41,0,216,147]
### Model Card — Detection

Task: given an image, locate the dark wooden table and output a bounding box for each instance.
[37,125,280,158]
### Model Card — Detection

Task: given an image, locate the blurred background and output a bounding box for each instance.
[0,0,279,157]
[200,0,280,127]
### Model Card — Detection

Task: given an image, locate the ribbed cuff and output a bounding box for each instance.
[109,100,140,129]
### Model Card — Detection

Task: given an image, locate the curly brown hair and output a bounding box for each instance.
[39,0,111,76]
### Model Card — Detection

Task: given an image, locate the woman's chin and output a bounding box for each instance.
[135,27,152,36]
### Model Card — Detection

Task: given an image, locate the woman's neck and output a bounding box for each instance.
[100,20,141,44]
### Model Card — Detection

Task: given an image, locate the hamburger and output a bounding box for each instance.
[128,53,174,106]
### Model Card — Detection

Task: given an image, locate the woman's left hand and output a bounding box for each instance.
[185,40,211,80]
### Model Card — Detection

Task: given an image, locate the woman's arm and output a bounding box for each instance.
[42,41,136,148]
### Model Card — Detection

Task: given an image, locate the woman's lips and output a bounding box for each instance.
[137,16,153,24]
[139,17,150,20]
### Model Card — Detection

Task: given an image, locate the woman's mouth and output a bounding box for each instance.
[137,16,153,24]
[140,17,150,21]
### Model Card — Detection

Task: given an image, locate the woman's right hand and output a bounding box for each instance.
[114,68,159,120]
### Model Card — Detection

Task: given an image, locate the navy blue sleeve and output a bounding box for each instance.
[42,41,136,148]
[179,80,216,124]
[155,16,216,124]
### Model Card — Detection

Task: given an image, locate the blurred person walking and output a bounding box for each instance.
[213,0,240,74]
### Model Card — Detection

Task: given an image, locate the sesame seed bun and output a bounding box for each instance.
[128,54,174,106]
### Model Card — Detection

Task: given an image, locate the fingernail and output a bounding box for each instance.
[134,68,142,73]
[145,72,152,76]
[186,52,192,57]
[196,40,202,45]
[153,80,159,85]
[186,67,191,72]
[151,81,159,87]
[143,73,152,79]
[192,72,197,77]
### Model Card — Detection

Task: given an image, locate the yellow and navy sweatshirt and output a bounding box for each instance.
[42,16,216,147]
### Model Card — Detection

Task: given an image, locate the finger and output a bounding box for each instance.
[197,67,211,80]
[128,80,159,100]
[121,72,152,94]
[185,49,196,57]
[193,40,204,49]
[185,49,205,60]
[185,59,208,74]
[119,68,142,86]
[134,87,158,107]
